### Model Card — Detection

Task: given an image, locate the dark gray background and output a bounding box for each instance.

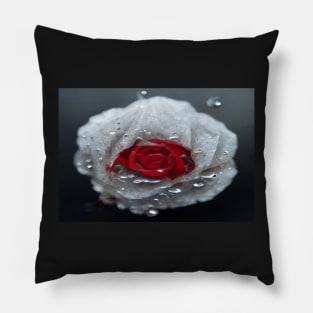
[59,88,254,221]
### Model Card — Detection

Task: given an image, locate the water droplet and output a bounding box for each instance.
[193,148,203,154]
[76,162,82,167]
[145,208,158,217]
[85,159,91,163]
[133,179,143,184]
[128,173,135,178]
[133,178,161,184]
[117,202,127,210]
[153,198,159,201]
[146,179,161,184]
[193,182,205,188]
[143,129,152,136]
[136,90,148,99]
[113,165,122,173]
[98,157,103,161]
[201,173,216,179]
[168,135,179,140]
[119,175,129,179]
[168,187,181,194]
[223,150,229,155]
[207,96,222,108]
[109,131,116,135]
[87,164,93,169]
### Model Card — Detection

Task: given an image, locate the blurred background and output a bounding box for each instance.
[59,88,254,221]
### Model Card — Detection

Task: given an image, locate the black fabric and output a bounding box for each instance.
[34,25,278,285]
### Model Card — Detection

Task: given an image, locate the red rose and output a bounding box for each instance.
[106,138,195,180]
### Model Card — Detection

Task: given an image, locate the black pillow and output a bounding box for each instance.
[34,25,278,285]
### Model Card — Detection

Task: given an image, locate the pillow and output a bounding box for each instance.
[34,25,278,285]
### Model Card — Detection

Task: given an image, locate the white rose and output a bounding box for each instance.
[74,96,238,216]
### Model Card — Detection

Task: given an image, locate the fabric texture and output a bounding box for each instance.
[34,25,278,285]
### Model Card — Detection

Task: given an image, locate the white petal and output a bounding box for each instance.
[74,96,238,214]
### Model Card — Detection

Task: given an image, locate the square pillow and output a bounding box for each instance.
[34,25,278,284]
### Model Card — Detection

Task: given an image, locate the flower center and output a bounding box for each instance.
[149,153,164,162]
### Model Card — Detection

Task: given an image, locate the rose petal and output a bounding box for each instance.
[137,153,166,169]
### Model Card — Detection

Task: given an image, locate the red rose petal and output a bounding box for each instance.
[137,153,166,169]
[106,138,195,180]
[149,153,164,162]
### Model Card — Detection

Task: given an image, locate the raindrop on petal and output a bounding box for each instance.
[168,135,179,140]
[200,173,216,178]
[145,179,161,184]
[133,178,161,184]
[193,182,205,188]
[119,175,129,179]
[113,165,122,173]
[193,148,203,154]
[133,179,143,184]
[168,187,182,194]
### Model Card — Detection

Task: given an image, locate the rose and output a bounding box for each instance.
[74,96,238,216]
[106,139,195,180]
